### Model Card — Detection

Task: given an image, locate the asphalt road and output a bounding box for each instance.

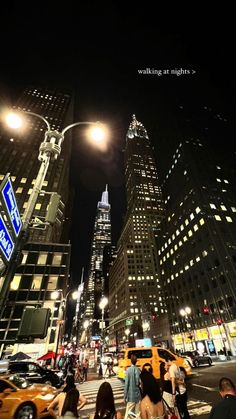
[185,359,236,418]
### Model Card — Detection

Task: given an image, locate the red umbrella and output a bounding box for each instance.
[37,351,58,361]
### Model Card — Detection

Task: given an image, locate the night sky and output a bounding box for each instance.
[1,5,235,288]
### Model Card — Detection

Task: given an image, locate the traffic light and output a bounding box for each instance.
[45,193,61,224]
[151,312,157,321]
[202,306,209,315]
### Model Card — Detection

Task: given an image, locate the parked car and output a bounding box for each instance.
[182,350,212,367]
[0,374,57,419]
[8,361,63,388]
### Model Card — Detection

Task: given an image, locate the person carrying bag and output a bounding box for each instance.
[162,398,180,419]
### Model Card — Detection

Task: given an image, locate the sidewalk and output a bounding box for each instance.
[212,355,236,363]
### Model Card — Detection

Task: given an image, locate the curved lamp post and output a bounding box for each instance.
[179,306,194,350]
[6,110,107,231]
[98,296,108,376]
[0,110,108,350]
[51,289,79,367]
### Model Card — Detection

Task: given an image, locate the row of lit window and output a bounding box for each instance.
[21,252,63,265]
[160,221,205,262]
[161,208,203,253]
[10,274,59,291]
[210,203,236,212]
[164,250,215,283]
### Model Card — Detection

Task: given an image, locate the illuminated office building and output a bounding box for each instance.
[159,138,236,355]
[84,185,111,333]
[109,115,166,347]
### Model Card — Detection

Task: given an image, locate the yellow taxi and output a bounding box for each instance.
[117,346,192,380]
[0,374,58,419]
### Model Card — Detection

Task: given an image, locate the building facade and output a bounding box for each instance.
[0,85,74,358]
[159,138,236,355]
[108,115,168,349]
[84,186,111,335]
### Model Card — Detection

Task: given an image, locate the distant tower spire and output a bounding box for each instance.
[98,184,111,210]
[127,114,149,139]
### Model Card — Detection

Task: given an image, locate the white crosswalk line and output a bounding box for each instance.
[78,378,213,418]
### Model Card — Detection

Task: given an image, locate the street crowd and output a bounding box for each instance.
[48,354,236,419]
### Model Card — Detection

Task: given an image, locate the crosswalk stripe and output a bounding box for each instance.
[78,378,213,418]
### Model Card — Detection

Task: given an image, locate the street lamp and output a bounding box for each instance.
[6,110,108,231]
[98,296,108,376]
[51,289,79,367]
[179,306,193,350]
[0,109,108,342]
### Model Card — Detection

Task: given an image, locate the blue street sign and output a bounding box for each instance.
[0,214,15,262]
[1,175,22,237]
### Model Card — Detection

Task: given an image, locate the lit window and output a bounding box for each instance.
[224,179,229,184]
[21,178,27,183]
[21,252,28,264]
[183,236,187,242]
[28,188,33,195]
[16,187,23,193]
[188,230,193,237]
[231,207,236,212]
[38,252,47,264]
[196,207,201,214]
[52,253,62,265]
[226,216,233,223]
[185,219,189,226]
[10,275,21,290]
[190,213,194,220]
[199,218,205,225]
[215,215,221,221]
[173,260,176,266]
[23,202,28,209]
[196,256,200,262]
[0,175,4,180]
[48,275,58,290]
[32,275,43,289]
[216,178,221,183]
[193,224,198,231]
[221,205,227,211]
[35,203,41,210]
[202,250,208,257]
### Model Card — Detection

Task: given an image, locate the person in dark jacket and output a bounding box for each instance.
[210,377,236,419]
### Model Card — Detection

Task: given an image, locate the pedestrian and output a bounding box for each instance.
[83,358,89,381]
[124,354,142,419]
[90,381,123,419]
[159,362,174,411]
[209,377,236,418]
[166,359,190,419]
[104,357,116,377]
[140,369,165,419]
[48,374,87,417]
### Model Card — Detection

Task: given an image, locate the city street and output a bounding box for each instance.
[77,360,236,419]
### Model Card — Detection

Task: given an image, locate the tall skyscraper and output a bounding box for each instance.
[0,85,74,357]
[159,138,236,355]
[109,115,166,347]
[84,185,111,333]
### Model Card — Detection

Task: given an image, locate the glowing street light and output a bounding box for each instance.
[5,110,108,231]
[98,296,108,376]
